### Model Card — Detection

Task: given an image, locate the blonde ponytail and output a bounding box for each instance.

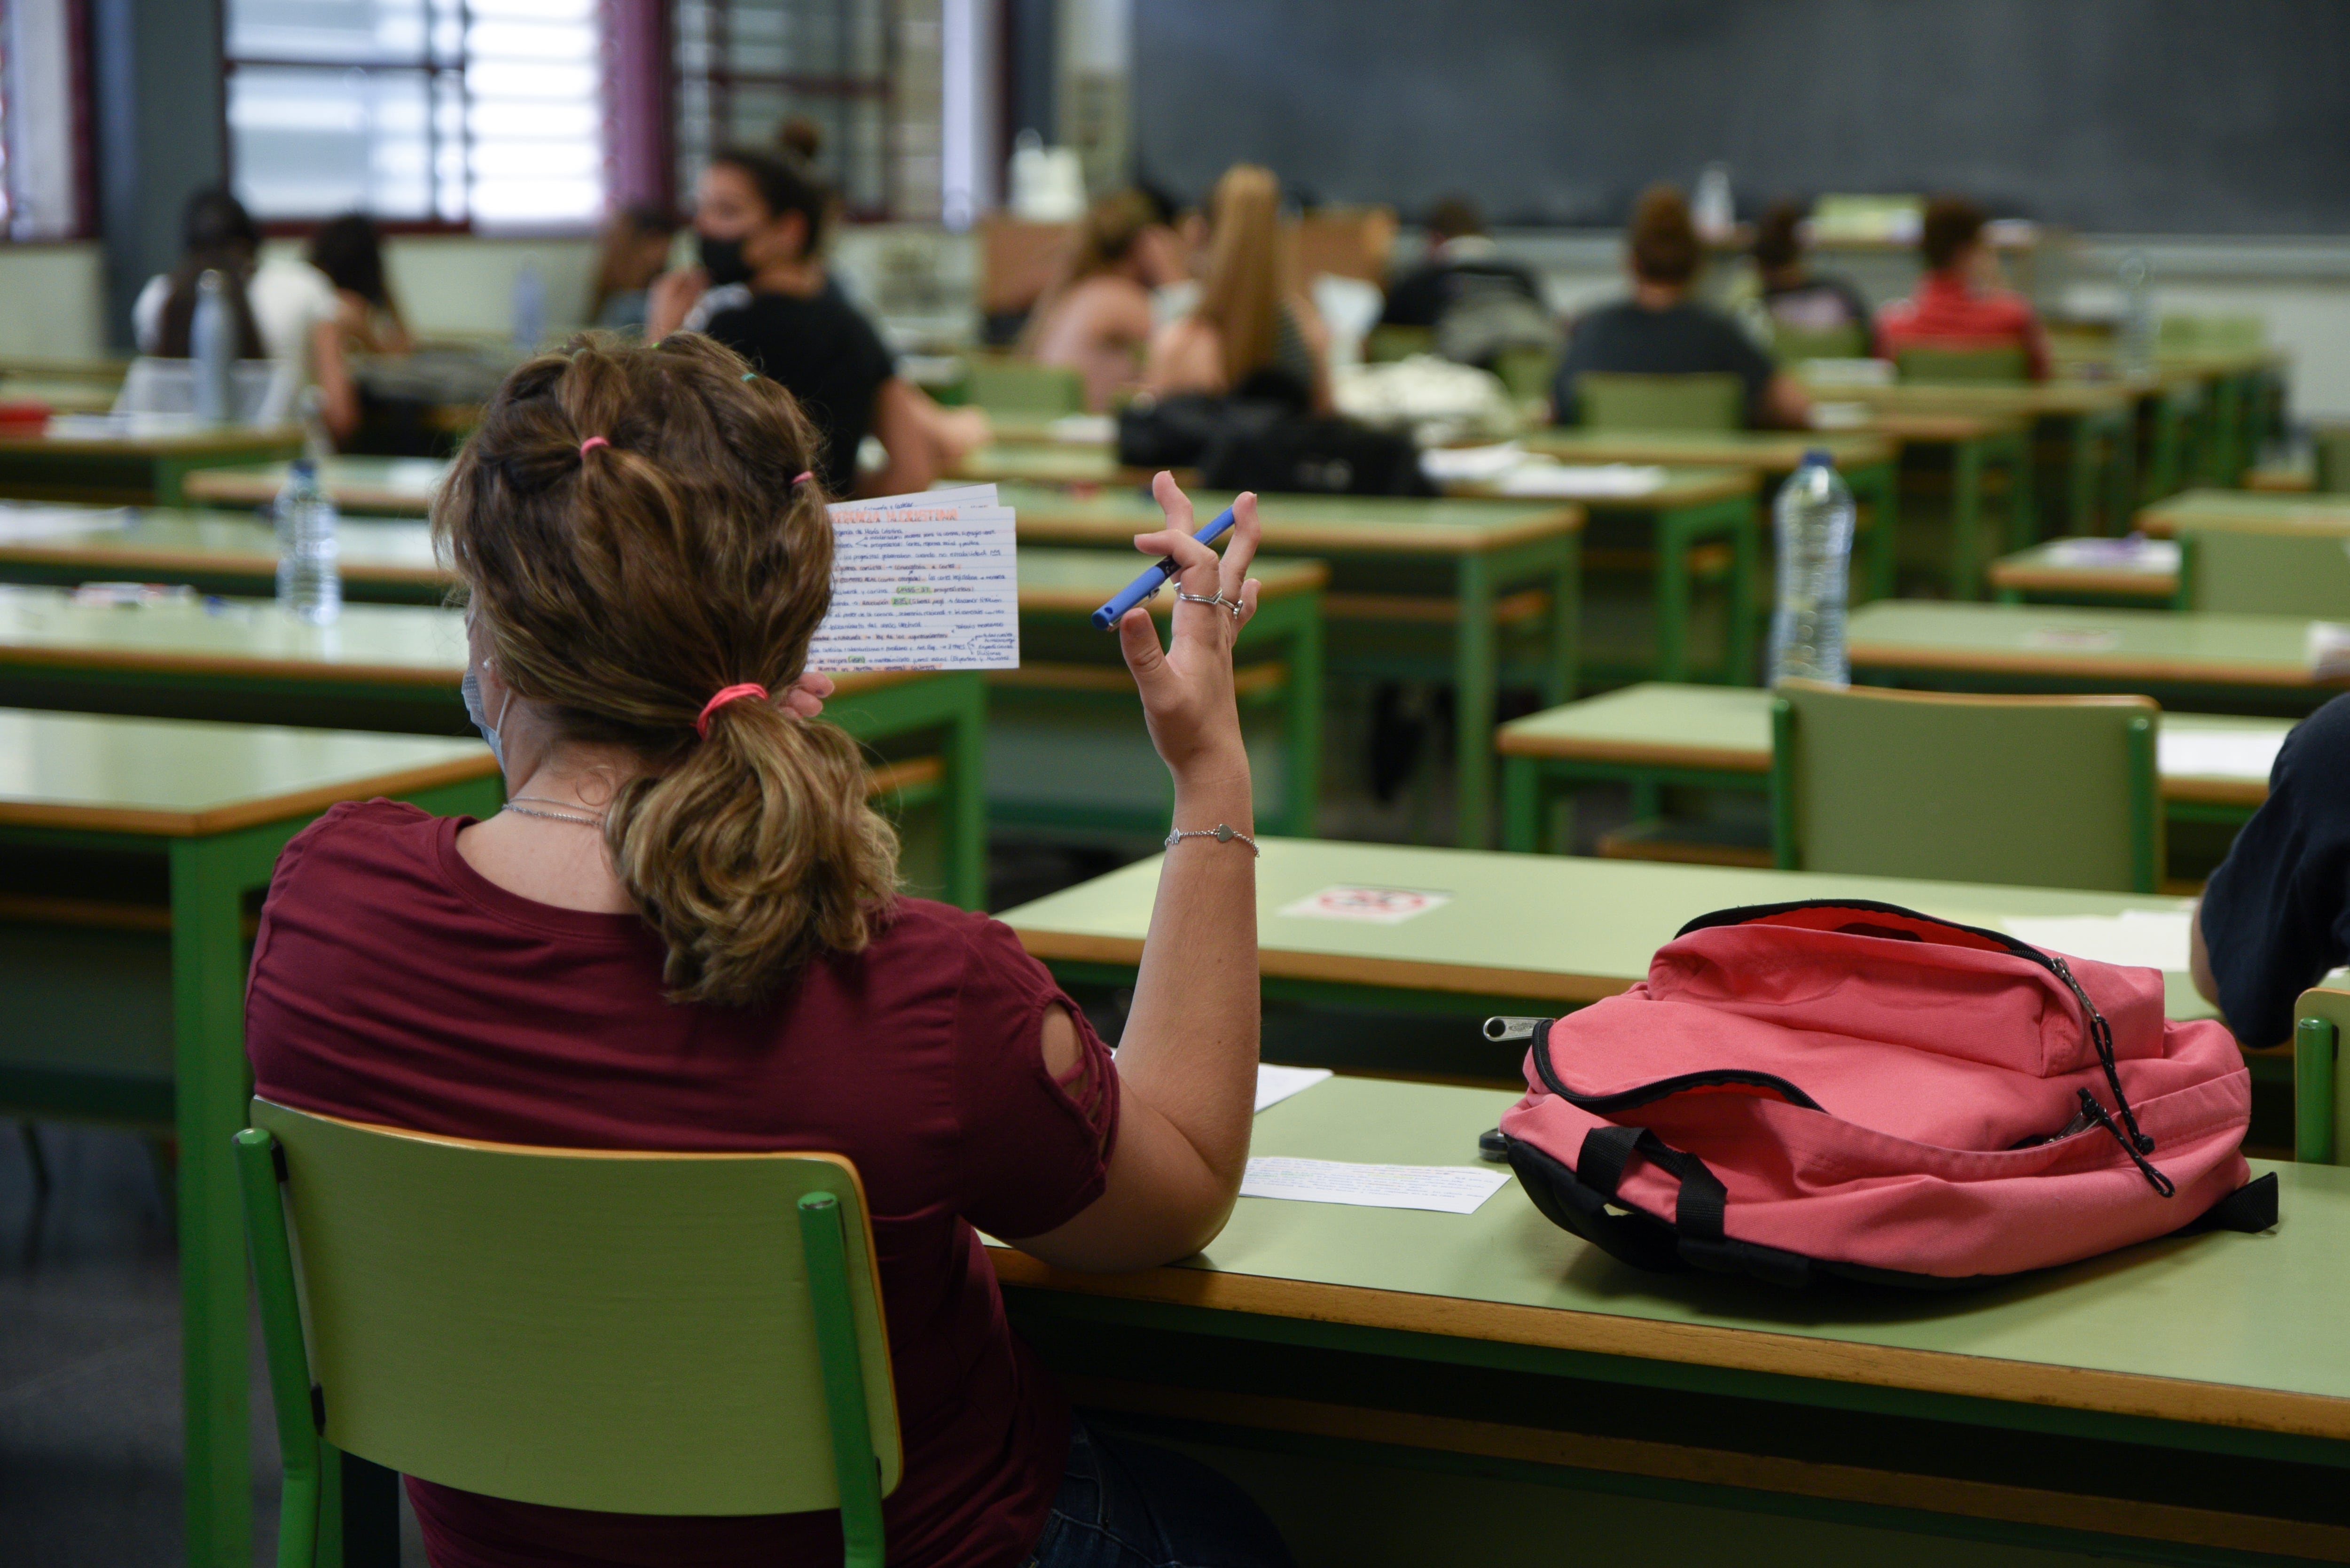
[435,331,900,1007]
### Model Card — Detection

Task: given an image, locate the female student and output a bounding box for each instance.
[138,188,267,363]
[1551,184,1809,429]
[243,333,1292,1568]
[588,203,681,330]
[303,213,412,441]
[1874,195,2051,379]
[1144,164,1333,413]
[1024,187,1185,411]
[645,148,986,494]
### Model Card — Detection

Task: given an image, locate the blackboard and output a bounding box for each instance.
[1132,0,2350,235]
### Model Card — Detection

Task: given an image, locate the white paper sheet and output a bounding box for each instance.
[810,488,1018,671]
[1238,1156,1511,1214]
[1418,443,1530,484]
[1490,463,1667,499]
[1254,1063,1333,1112]
[1049,414,1116,445]
[1275,885,1452,924]
[2020,626,2122,652]
[2041,536,2179,570]
[0,505,130,542]
[2000,909,2193,972]
[2159,727,2287,780]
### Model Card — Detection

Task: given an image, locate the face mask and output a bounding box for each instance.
[698,232,752,288]
[461,664,512,773]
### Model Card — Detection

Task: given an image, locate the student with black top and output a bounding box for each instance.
[2193,697,2350,1046]
[1379,195,1545,331]
[646,147,985,494]
[1748,199,1873,354]
[1550,185,1810,429]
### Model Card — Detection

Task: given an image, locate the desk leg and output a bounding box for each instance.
[171,835,258,1568]
[1725,498,1758,685]
[2209,375,2244,484]
[1951,438,1983,600]
[1501,757,1541,853]
[1282,598,1324,838]
[1856,463,1896,604]
[2066,417,2100,538]
[154,457,191,509]
[2107,406,2138,534]
[943,672,987,909]
[1452,554,1497,848]
[1654,508,1692,685]
[2001,428,2037,546]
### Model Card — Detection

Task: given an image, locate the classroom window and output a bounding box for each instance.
[672,0,942,221]
[0,0,92,240]
[224,0,606,228]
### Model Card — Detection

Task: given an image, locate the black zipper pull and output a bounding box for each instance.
[2075,1088,2176,1198]
[2046,954,2156,1155]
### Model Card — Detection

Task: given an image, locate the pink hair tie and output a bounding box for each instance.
[695,683,769,738]
[579,436,610,456]
[791,470,814,486]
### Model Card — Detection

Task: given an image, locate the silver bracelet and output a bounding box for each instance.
[1165,822,1259,856]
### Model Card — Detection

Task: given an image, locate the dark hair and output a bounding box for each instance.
[1628,184,1698,286]
[1752,199,1806,273]
[1921,195,1987,272]
[776,115,824,166]
[711,145,830,257]
[1427,195,1484,242]
[618,202,679,239]
[308,213,394,309]
[182,187,259,257]
[435,332,898,1006]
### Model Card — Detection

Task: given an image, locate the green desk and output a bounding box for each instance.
[0,417,306,507]
[1834,410,2035,600]
[1845,599,2350,713]
[949,440,1163,488]
[1000,549,1325,838]
[1496,681,2287,850]
[1000,484,1583,848]
[1990,537,2178,605]
[0,504,446,603]
[1518,429,1898,601]
[184,454,444,517]
[0,586,988,905]
[999,837,2217,1047]
[2138,489,2350,538]
[992,1075,2350,1566]
[0,712,502,1568]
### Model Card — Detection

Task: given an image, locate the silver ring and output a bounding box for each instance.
[1176,590,1243,619]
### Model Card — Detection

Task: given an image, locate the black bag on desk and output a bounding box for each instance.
[1117,392,1434,498]
[1115,393,1279,469]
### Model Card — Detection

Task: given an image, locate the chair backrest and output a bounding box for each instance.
[1364,323,1434,363]
[962,355,1085,418]
[1895,343,2029,385]
[115,355,294,424]
[2312,424,2350,495]
[2161,313,2267,354]
[1767,322,1869,367]
[2178,527,2350,617]
[1574,371,1743,431]
[238,1098,900,1523]
[2293,986,2350,1162]
[1489,344,1559,403]
[1771,680,2161,893]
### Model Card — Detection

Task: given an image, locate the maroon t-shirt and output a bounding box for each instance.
[245,801,1119,1568]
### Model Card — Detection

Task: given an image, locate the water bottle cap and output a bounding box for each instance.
[289,458,316,478]
[1802,447,1834,468]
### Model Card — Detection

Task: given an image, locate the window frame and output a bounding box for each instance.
[0,0,98,244]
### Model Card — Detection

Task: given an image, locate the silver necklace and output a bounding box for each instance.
[501,793,606,827]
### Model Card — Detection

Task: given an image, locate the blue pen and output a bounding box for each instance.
[1090,505,1239,630]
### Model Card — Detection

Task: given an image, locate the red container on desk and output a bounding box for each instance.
[0,400,52,435]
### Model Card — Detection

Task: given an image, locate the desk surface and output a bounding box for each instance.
[1989,538,2177,600]
[2137,489,2350,537]
[950,442,1150,486]
[1822,410,2026,444]
[1016,547,1326,612]
[997,482,1584,554]
[0,707,492,836]
[1520,429,1893,473]
[1496,680,2288,807]
[1847,600,2341,692]
[0,415,307,458]
[1802,381,2136,418]
[999,835,2212,1019]
[184,455,444,515]
[993,1074,2346,1441]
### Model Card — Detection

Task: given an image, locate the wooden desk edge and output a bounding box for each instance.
[1494,734,1768,772]
[1011,927,1622,1003]
[0,749,498,837]
[1983,565,2175,597]
[1846,642,2334,691]
[988,1249,2350,1444]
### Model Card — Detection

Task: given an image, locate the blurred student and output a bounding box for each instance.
[136,188,267,361]
[1144,165,1333,413]
[1874,195,2050,380]
[646,146,985,493]
[1550,185,1808,428]
[1022,187,1184,411]
[1747,199,1872,351]
[1379,195,1544,329]
[588,203,681,331]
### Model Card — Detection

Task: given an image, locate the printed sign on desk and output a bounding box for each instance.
[1275,885,1451,925]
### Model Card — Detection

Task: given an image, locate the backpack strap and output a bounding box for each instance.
[1578,1123,1727,1246]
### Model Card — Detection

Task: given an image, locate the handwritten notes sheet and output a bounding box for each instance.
[811,484,1018,671]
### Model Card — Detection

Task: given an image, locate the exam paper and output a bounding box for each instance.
[2159,726,2286,780]
[2042,536,2179,570]
[0,505,130,542]
[2001,909,2193,972]
[1255,1063,1333,1112]
[1418,443,1530,484]
[1275,885,1452,924]
[1240,1156,1511,1214]
[811,486,1018,671]
[1491,463,1667,499]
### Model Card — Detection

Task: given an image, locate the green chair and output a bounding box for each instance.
[1491,344,1560,404]
[1771,679,2161,893]
[2311,424,2350,495]
[1364,324,1435,363]
[1767,323,1869,367]
[1574,372,1743,431]
[2293,986,2350,1160]
[1895,343,2029,385]
[236,1099,900,1568]
[2176,527,2350,617]
[2161,314,2268,355]
[963,356,1086,418]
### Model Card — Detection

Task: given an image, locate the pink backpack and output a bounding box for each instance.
[1495,900,2276,1287]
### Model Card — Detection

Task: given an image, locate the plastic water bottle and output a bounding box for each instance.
[2117,250,2155,378]
[511,259,546,356]
[1767,450,1854,686]
[274,459,342,625]
[191,270,234,423]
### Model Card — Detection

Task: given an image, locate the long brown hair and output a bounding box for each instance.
[1018,187,1165,351]
[1193,165,1290,388]
[434,332,898,1006]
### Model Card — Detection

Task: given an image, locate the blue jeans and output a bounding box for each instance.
[1025,1417,1295,1568]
